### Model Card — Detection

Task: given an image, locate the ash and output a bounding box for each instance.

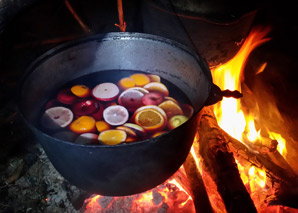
[0,110,88,212]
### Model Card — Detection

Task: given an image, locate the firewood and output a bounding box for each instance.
[197,106,257,213]
[183,151,213,213]
[222,126,297,183]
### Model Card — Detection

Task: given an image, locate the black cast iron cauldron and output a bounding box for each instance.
[18,32,229,196]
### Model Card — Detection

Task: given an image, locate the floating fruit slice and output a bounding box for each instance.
[130,73,150,87]
[117,77,136,90]
[134,108,166,132]
[69,116,96,134]
[126,87,149,94]
[116,126,137,137]
[95,120,111,132]
[118,89,144,112]
[142,92,164,106]
[125,136,137,143]
[167,115,189,130]
[164,96,178,104]
[72,99,98,116]
[45,99,60,109]
[92,82,119,101]
[75,133,99,145]
[123,123,146,137]
[147,74,161,82]
[57,88,77,105]
[52,131,77,142]
[151,131,168,138]
[98,129,127,145]
[158,100,183,119]
[143,82,169,97]
[103,105,129,126]
[92,102,104,120]
[41,106,74,129]
[71,85,90,98]
[134,105,167,120]
[181,103,194,118]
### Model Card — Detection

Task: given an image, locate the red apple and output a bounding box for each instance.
[118,89,144,112]
[91,102,104,120]
[141,92,164,106]
[92,82,119,101]
[72,99,98,116]
[45,99,60,109]
[181,103,194,118]
[123,123,146,138]
[57,88,78,105]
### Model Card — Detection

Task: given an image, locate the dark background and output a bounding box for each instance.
[0,0,297,148]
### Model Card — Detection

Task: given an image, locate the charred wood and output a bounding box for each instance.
[183,151,213,213]
[198,106,257,213]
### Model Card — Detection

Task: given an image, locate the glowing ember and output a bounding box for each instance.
[83,168,195,212]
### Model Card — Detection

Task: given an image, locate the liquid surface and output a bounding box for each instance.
[40,70,193,145]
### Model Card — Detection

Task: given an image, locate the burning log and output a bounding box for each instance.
[183,150,213,213]
[197,106,257,213]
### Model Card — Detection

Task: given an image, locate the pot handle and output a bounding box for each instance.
[205,84,243,106]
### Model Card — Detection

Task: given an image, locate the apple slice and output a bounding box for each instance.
[41,106,74,129]
[123,123,146,138]
[181,103,194,118]
[75,133,99,145]
[167,115,189,130]
[116,125,137,137]
[91,102,104,120]
[71,99,98,116]
[125,87,149,94]
[142,92,164,106]
[92,82,120,101]
[118,88,144,112]
[57,88,77,105]
[103,105,129,126]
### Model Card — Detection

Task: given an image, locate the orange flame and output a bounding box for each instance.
[212,26,271,143]
[211,26,294,209]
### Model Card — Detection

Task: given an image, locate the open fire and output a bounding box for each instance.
[82,26,298,212]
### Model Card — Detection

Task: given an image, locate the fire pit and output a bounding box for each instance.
[0,0,298,212]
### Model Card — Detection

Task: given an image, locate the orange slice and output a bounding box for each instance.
[69,116,96,134]
[95,120,111,132]
[134,108,166,133]
[71,85,90,98]
[134,105,167,120]
[143,82,169,96]
[158,100,183,119]
[98,129,127,145]
[130,73,150,87]
[151,131,168,138]
[117,77,136,90]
